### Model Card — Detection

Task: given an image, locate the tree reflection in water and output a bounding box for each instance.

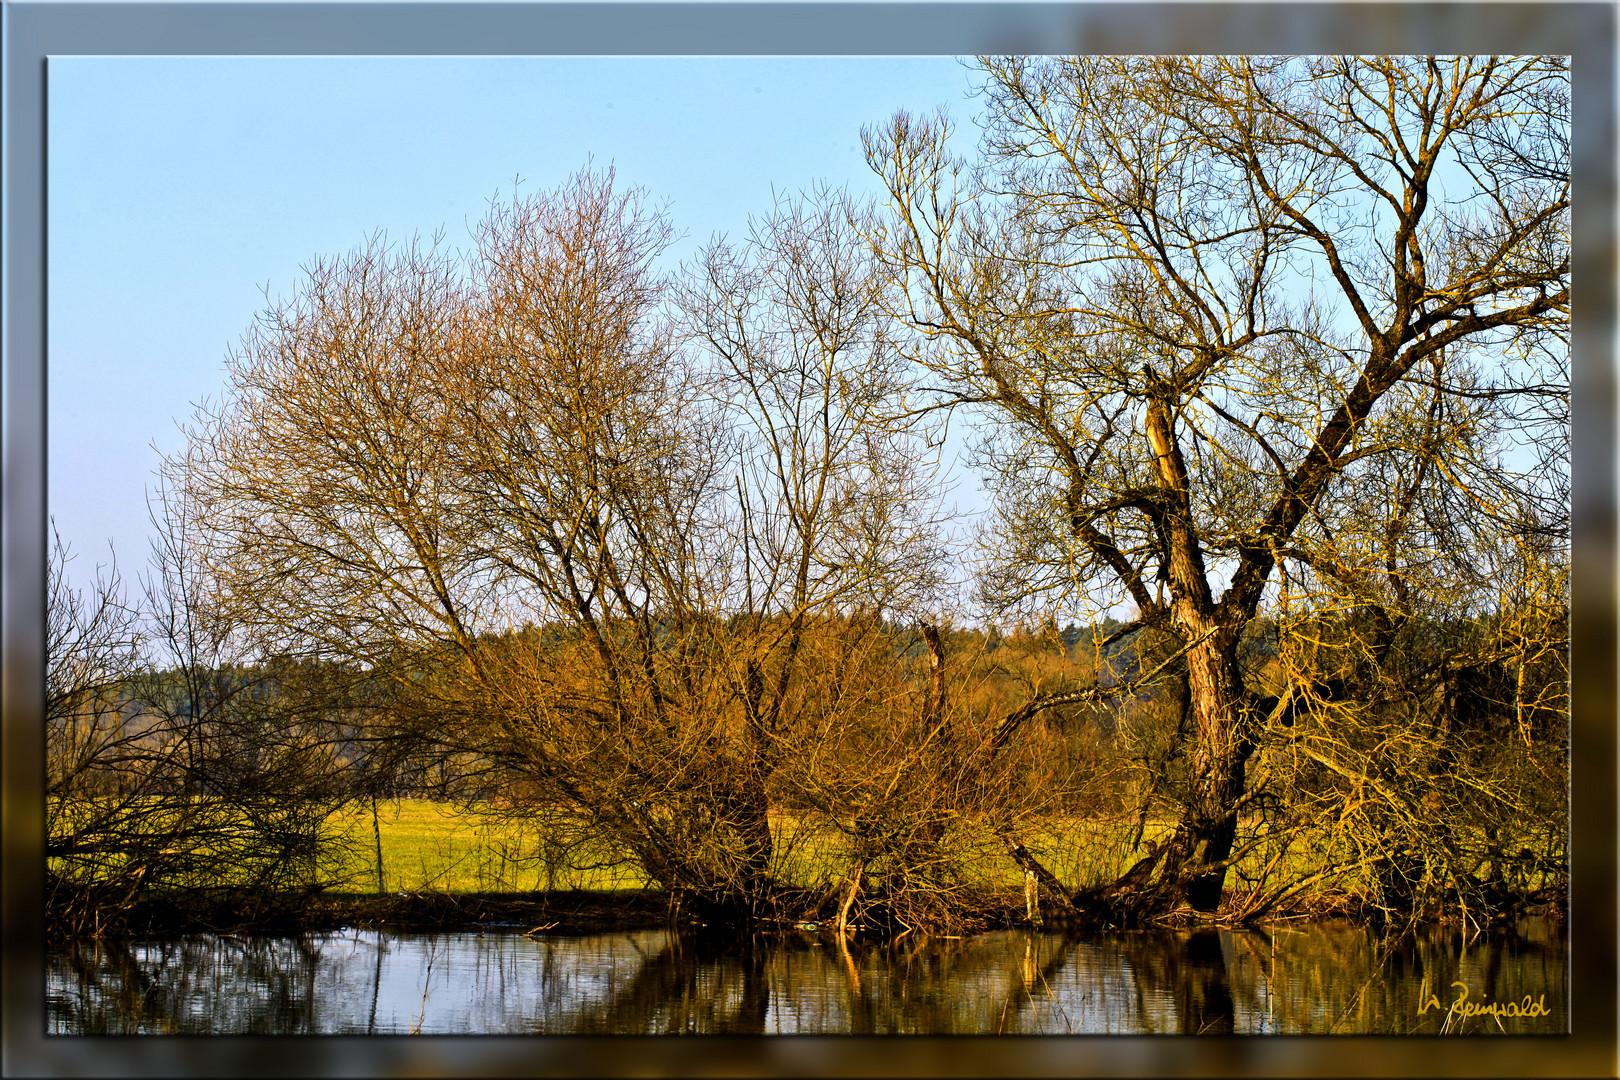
[50,935,325,1034]
[560,932,772,1034]
[48,919,1564,1035]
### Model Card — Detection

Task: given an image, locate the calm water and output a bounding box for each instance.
[48,918,1564,1035]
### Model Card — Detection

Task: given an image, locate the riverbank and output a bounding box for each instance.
[306,888,676,935]
[90,886,1047,939]
[58,880,1563,944]
[49,798,1565,941]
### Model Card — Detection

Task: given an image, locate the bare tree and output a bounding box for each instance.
[47,504,358,938]
[47,528,146,890]
[172,171,846,919]
[169,171,1046,930]
[451,170,784,912]
[170,171,735,902]
[864,55,1568,917]
[677,187,983,924]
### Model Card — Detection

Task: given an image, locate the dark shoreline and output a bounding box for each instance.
[48,884,1565,943]
[308,888,678,936]
[52,886,1067,940]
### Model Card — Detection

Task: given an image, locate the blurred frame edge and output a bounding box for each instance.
[2,3,1613,1077]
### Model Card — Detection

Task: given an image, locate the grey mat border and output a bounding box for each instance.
[4,4,1614,1076]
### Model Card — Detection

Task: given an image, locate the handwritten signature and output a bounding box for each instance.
[1418,980,1551,1020]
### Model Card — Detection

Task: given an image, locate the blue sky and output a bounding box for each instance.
[48,55,983,572]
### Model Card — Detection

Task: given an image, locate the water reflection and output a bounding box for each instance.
[48,919,1564,1035]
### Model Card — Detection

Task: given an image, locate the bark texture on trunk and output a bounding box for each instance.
[1142,394,1250,914]
[1062,394,1262,920]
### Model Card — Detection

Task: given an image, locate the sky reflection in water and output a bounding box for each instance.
[48,918,1564,1035]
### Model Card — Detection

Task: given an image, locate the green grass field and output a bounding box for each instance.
[320,800,652,895]
[65,795,1553,917]
[319,799,1222,898]
[51,794,1428,905]
[318,796,1564,914]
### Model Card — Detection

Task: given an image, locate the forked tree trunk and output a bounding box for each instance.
[1116,397,1255,917]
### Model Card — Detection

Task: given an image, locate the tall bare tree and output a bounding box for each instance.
[864,55,1568,915]
[170,171,757,907]
[680,187,1020,929]
[174,172,956,920]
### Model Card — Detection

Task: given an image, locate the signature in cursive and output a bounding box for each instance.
[1418,980,1550,1020]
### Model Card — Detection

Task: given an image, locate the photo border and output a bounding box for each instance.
[4,3,1613,1075]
